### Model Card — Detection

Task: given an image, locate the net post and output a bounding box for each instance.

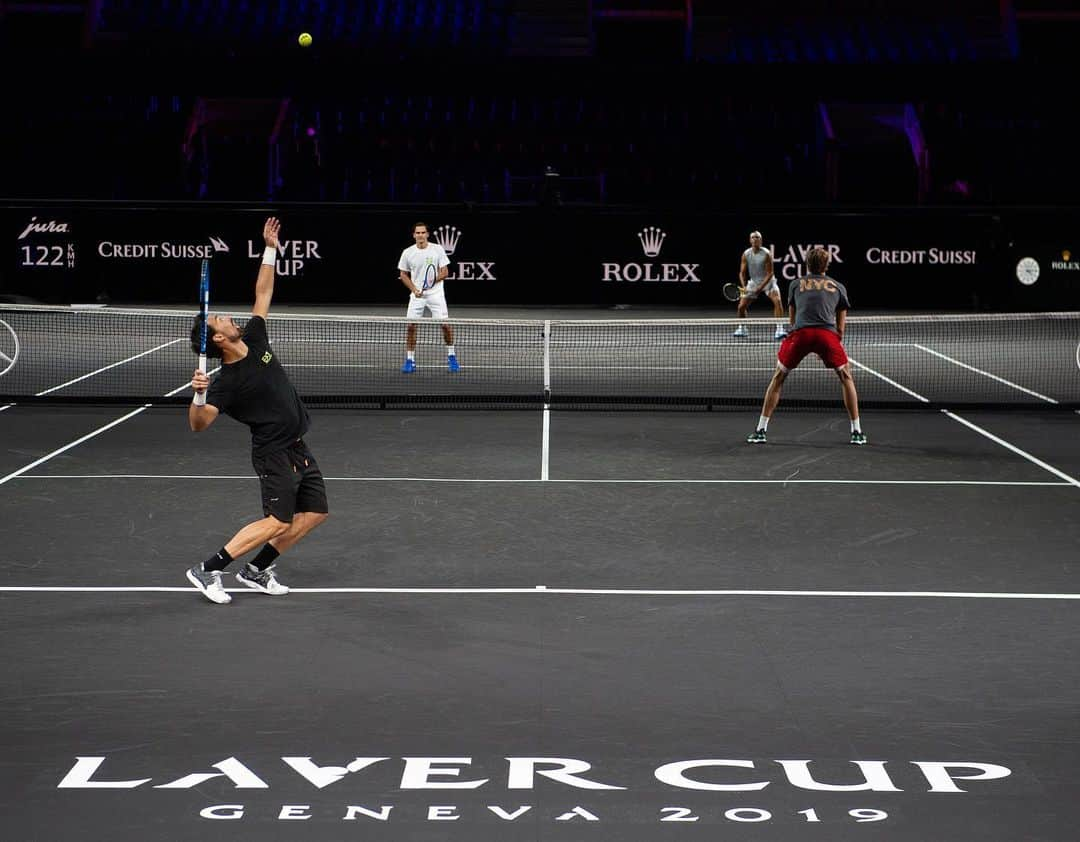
[543,319,551,403]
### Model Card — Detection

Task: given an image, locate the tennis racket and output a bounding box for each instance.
[193,258,210,406]
[722,282,746,303]
[421,263,438,293]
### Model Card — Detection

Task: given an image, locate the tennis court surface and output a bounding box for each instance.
[2,306,1079,841]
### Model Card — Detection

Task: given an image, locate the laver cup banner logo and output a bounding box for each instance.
[770,242,843,281]
[55,754,1017,827]
[246,236,322,277]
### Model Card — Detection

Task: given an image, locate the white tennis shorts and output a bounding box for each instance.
[406,284,449,320]
[746,277,780,298]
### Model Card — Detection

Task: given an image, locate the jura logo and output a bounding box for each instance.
[432,225,461,256]
[603,227,700,283]
[19,217,70,239]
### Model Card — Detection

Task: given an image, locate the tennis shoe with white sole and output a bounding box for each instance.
[774,326,789,339]
[186,564,232,604]
[746,429,767,443]
[733,325,749,338]
[850,432,868,446]
[236,563,289,595]
[447,354,460,373]
[401,359,416,373]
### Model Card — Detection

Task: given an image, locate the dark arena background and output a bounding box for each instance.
[2,3,1079,841]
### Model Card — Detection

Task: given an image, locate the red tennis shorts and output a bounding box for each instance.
[777,327,849,371]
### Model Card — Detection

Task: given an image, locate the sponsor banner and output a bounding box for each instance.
[3,204,1076,309]
[2,206,508,306]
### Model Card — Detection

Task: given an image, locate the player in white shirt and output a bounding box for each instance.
[397,221,459,373]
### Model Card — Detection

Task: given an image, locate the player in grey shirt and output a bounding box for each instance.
[746,246,866,445]
[733,230,789,340]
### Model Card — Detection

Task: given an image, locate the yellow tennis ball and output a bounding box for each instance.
[298,32,312,47]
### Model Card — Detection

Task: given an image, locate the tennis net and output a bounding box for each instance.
[0,305,1077,410]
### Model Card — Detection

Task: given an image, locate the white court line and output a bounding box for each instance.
[1,586,1078,599]
[0,371,215,484]
[0,404,13,412]
[10,474,1071,486]
[847,357,930,403]
[913,343,1058,404]
[849,356,1080,488]
[35,338,184,396]
[541,409,550,480]
[942,410,1080,488]
[0,406,152,486]
[164,365,220,397]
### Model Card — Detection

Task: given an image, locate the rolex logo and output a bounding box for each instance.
[638,227,666,258]
[433,225,461,256]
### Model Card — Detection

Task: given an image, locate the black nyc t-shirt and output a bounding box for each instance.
[206,316,310,456]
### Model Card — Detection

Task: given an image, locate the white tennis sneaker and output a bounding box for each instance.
[236,563,289,596]
[733,324,749,338]
[186,564,232,604]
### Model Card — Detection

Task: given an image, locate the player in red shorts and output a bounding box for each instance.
[746,246,866,445]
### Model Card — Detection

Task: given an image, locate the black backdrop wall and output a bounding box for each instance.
[4,202,1078,311]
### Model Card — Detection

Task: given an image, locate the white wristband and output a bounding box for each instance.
[262,246,277,266]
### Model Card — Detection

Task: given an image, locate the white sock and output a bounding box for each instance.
[406,350,415,361]
[758,415,770,432]
[447,345,456,357]
[851,418,861,433]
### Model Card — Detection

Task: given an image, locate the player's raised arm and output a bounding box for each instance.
[253,217,280,319]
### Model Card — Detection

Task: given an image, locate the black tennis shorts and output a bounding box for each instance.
[251,439,329,523]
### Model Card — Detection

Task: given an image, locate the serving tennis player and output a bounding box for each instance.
[186,217,329,604]
[398,221,459,373]
[747,245,866,445]
[733,230,788,340]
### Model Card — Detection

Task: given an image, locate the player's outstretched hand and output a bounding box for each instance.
[263,217,281,250]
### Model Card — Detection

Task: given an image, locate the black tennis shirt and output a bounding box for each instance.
[205,316,310,457]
